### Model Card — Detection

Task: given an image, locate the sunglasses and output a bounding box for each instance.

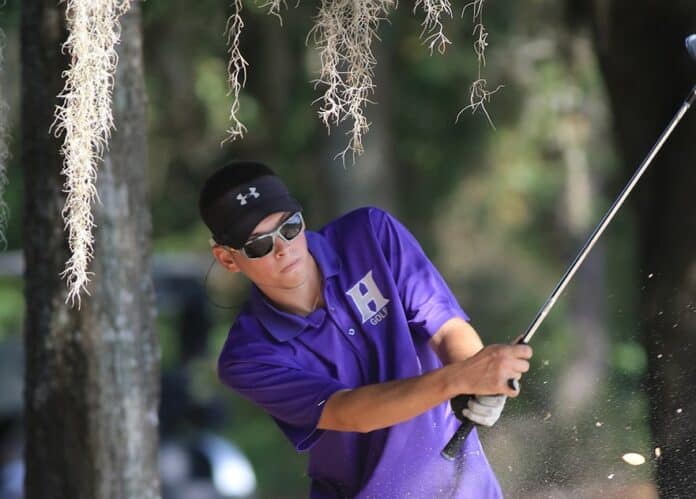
[234,212,305,259]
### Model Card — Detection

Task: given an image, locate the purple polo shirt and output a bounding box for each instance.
[218,207,502,498]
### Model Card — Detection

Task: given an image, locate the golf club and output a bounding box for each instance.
[687,34,696,61]
[442,34,696,461]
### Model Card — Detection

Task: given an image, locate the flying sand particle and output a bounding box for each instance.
[622,453,646,466]
[595,421,603,427]
[648,273,654,279]
[676,408,683,414]
[607,473,615,479]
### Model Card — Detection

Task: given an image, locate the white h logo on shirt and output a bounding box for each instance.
[237,187,260,205]
[346,270,390,324]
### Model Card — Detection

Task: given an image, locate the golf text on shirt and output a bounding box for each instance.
[346,271,390,325]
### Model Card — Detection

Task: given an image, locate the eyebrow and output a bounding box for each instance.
[248,212,293,238]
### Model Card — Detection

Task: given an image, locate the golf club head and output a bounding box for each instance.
[687,34,696,62]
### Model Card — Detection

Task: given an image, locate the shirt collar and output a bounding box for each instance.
[250,230,342,342]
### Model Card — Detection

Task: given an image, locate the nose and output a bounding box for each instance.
[273,234,291,257]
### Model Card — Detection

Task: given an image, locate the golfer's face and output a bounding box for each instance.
[232,212,311,290]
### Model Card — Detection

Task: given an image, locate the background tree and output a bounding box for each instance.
[0,25,9,246]
[21,2,159,498]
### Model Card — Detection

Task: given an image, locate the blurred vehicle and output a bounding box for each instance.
[160,432,256,499]
[156,268,257,499]
[0,253,256,499]
[0,337,23,499]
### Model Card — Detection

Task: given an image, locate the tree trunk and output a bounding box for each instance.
[554,125,608,422]
[584,2,696,496]
[22,2,160,498]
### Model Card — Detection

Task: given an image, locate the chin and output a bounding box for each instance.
[280,271,307,289]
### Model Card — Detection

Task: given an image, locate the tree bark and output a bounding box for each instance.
[583,2,696,496]
[22,2,160,498]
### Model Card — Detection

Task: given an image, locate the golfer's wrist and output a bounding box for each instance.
[440,363,471,400]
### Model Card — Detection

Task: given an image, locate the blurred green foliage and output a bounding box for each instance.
[0,278,23,340]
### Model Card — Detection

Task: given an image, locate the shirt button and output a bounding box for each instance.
[347,328,356,336]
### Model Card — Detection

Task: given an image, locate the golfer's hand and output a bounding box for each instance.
[462,395,506,427]
[455,344,532,397]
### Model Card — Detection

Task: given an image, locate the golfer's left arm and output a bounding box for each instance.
[429,317,509,427]
[429,317,485,365]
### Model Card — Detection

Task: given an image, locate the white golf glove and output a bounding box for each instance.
[462,395,507,427]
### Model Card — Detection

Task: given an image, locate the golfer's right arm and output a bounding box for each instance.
[317,343,532,433]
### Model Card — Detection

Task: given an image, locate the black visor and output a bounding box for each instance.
[205,174,302,248]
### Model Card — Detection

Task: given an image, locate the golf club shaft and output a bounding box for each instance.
[441,84,696,461]
[520,84,695,346]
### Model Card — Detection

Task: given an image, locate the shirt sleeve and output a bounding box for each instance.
[370,208,469,338]
[218,346,349,451]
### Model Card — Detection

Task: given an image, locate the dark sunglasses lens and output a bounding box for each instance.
[243,236,274,258]
[280,216,303,240]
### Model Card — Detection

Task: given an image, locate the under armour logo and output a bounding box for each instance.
[237,187,260,206]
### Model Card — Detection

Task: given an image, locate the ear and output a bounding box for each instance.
[212,246,241,273]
